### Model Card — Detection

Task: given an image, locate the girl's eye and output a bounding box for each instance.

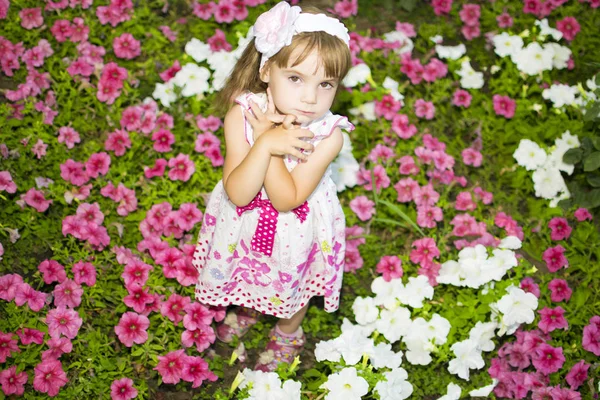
[289,76,301,83]
[320,82,334,89]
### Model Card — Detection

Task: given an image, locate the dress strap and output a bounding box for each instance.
[234,91,268,146]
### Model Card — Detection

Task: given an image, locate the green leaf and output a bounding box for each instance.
[592,137,600,151]
[584,101,600,122]
[373,217,410,228]
[583,152,600,171]
[563,148,583,165]
[400,0,417,11]
[376,199,425,236]
[587,173,600,188]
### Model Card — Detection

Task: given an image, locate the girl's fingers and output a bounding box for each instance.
[294,140,314,151]
[267,88,276,114]
[282,114,297,129]
[249,101,264,121]
[291,149,308,161]
[268,114,285,124]
[243,110,257,126]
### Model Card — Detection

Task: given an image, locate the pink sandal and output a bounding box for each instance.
[254,326,306,372]
[215,307,261,343]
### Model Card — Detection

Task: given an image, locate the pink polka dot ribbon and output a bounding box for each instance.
[236,192,309,257]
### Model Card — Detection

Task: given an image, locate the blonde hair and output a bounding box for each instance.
[213,6,352,116]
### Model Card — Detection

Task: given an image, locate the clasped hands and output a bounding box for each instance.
[243,88,314,162]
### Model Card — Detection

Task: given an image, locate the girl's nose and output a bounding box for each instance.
[301,87,318,104]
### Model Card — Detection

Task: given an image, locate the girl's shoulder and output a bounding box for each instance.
[308,112,355,141]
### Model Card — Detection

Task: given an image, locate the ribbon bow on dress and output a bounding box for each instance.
[236,192,310,257]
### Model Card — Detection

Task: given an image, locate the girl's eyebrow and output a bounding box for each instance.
[284,68,338,82]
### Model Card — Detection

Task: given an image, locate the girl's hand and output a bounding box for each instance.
[256,117,314,161]
[244,88,286,141]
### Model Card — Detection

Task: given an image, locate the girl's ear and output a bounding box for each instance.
[259,65,271,83]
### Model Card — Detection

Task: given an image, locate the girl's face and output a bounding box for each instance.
[261,47,339,125]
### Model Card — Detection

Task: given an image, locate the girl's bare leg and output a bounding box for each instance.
[276,304,309,334]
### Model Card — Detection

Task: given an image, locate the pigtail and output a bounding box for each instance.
[212,38,267,116]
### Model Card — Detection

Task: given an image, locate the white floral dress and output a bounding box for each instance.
[192,91,353,318]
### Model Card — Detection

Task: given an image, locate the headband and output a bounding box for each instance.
[250,1,351,71]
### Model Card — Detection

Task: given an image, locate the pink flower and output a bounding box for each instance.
[207,29,232,52]
[452,89,472,107]
[154,349,186,384]
[505,344,530,369]
[14,282,47,311]
[548,278,572,302]
[376,255,403,281]
[423,58,447,82]
[333,0,358,18]
[413,183,440,207]
[159,25,177,42]
[414,99,435,119]
[410,237,440,265]
[523,0,541,15]
[72,261,97,287]
[159,60,182,82]
[431,0,452,15]
[20,7,44,29]
[152,129,175,153]
[181,325,215,352]
[391,114,417,139]
[582,322,600,356]
[459,4,480,26]
[78,202,104,225]
[175,203,203,231]
[33,359,68,397]
[50,20,73,42]
[120,106,142,131]
[46,307,83,339]
[53,279,83,308]
[181,355,217,388]
[538,306,568,333]
[42,336,73,360]
[549,386,582,400]
[462,24,480,40]
[17,327,45,345]
[110,377,138,400]
[160,293,190,324]
[492,95,516,119]
[114,312,150,347]
[394,177,419,202]
[59,159,89,186]
[38,259,67,284]
[520,277,540,298]
[556,17,580,41]
[123,286,154,313]
[69,17,89,42]
[168,154,195,182]
[113,33,141,59]
[532,344,564,375]
[574,208,592,221]
[398,155,419,175]
[356,165,390,193]
[375,94,402,120]
[565,360,589,390]
[0,365,28,395]
[194,131,220,152]
[0,332,20,363]
[192,1,215,20]
[122,260,153,289]
[85,152,111,178]
[205,146,224,167]
[548,217,571,241]
[416,205,443,228]
[542,245,568,272]
[31,139,48,159]
[496,12,513,28]
[455,191,477,211]
[24,188,53,212]
[183,302,214,331]
[144,158,167,179]
[0,171,17,193]
[461,147,482,167]
[105,129,131,156]
[214,0,235,23]
[349,195,375,221]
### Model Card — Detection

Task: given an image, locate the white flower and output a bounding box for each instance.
[468,321,498,352]
[547,146,575,175]
[374,368,414,400]
[341,317,376,337]
[383,30,413,54]
[248,371,284,400]
[343,63,371,87]
[534,18,563,41]
[448,339,484,380]
[371,276,402,310]
[172,63,211,97]
[532,166,564,199]
[152,81,177,107]
[337,329,375,365]
[542,84,578,108]
[469,379,498,397]
[556,130,581,149]
[512,42,554,75]
[368,342,403,369]
[427,314,451,345]
[492,33,523,58]
[331,151,360,192]
[281,380,302,399]
[323,367,369,400]
[353,296,379,325]
[403,337,432,365]
[493,285,538,335]
[587,77,598,91]
[252,1,301,60]
[348,101,376,121]
[458,244,488,263]
[435,44,466,60]
[382,77,405,102]
[437,260,462,286]
[457,61,484,89]
[315,338,342,362]
[397,275,434,308]
[498,236,522,250]
[544,42,571,69]
[376,306,411,343]
[429,35,443,44]
[185,38,212,63]
[438,382,462,400]
[513,139,547,170]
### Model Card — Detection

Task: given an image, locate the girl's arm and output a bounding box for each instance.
[263,127,344,212]
[222,105,272,207]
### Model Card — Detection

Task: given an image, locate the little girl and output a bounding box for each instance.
[192,1,353,372]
